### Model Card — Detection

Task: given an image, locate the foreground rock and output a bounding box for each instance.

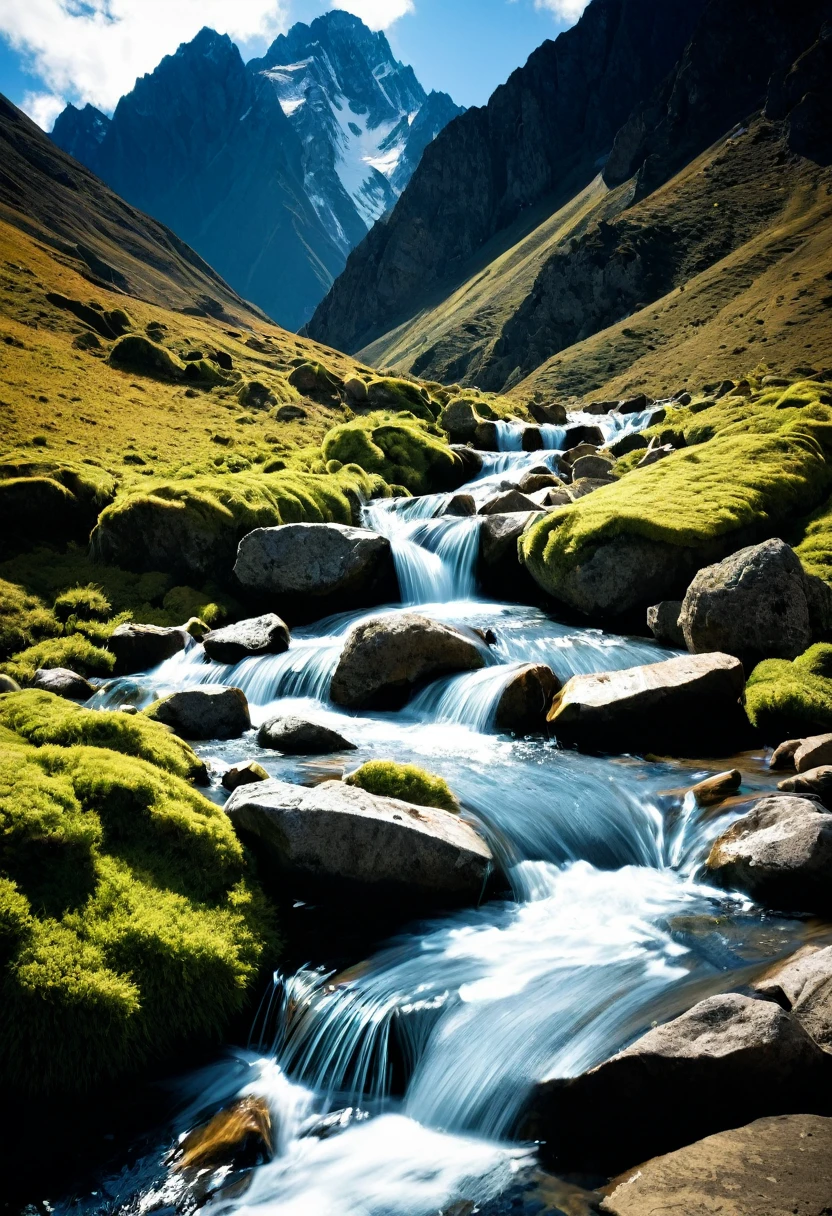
[330,613,485,710]
[145,685,251,740]
[108,623,188,674]
[754,945,832,1050]
[680,539,828,664]
[203,614,290,664]
[221,760,270,792]
[706,795,832,913]
[521,993,832,1175]
[257,715,357,754]
[602,1115,832,1216]
[225,777,493,908]
[547,652,747,754]
[493,664,559,733]
[646,600,684,648]
[234,523,397,620]
[689,768,741,806]
[31,667,94,700]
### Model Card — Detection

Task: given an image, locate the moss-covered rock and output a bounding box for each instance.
[2,634,115,685]
[344,760,459,812]
[439,397,496,443]
[53,585,112,624]
[745,644,832,740]
[520,405,832,618]
[182,358,229,387]
[322,415,463,496]
[108,335,185,380]
[0,690,206,783]
[0,734,274,1097]
[366,378,437,422]
[90,466,385,581]
[287,361,341,398]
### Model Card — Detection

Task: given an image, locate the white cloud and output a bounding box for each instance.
[534,0,589,20]
[21,89,66,130]
[331,0,414,31]
[0,0,289,115]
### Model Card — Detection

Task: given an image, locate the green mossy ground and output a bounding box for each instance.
[521,382,832,600]
[745,644,832,740]
[0,730,276,1096]
[322,413,461,495]
[345,760,459,812]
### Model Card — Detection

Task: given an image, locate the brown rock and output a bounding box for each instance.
[561,442,598,466]
[568,476,615,500]
[571,454,614,480]
[221,760,270,792]
[778,765,832,808]
[478,489,540,515]
[796,733,832,773]
[518,472,563,494]
[754,945,832,1049]
[493,664,559,733]
[176,1096,272,1173]
[646,600,685,648]
[770,738,801,769]
[601,1115,832,1216]
[444,493,476,517]
[690,768,741,806]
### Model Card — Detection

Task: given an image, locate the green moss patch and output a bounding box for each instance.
[2,634,115,684]
[0,577,60,660]
[366,378,437,422]
[108,334,185,380]
[322,414,461,495]
[0,733,274,1096]
[745,643,832,740]
[0,690,205,783]
[345,760,459,812]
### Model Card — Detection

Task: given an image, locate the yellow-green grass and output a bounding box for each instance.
[745,644,832,740]
[345,760,459,812]
[0,733,276,1096]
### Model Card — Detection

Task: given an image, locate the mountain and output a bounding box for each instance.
[50,12,462,330]
[308,0,832,399]
[250,11,464,256]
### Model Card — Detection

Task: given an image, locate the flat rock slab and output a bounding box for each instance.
[706,794,832,914]
[547,652,746,754]
[330,612,486,710]
[203,613,289,664]
[257,715,357,755]
[521,993,832,1177]
[108,623,188,675]
[225,777,493,908]
[145,685,251,740]
[602,1114,832,1216]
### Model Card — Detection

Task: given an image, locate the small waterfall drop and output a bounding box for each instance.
[364,497,482,604]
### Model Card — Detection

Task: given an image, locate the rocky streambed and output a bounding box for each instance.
[40,420,832,1215]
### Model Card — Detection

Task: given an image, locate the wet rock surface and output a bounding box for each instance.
[145,685,251,740]
[203,613,290,664]
[225,777,494,908]
[221,760,270,792]
[330,613,485,710]
[493,664,559,733]
[522,993,832,1175]
[107,622,189,674]
[257,714,357,754]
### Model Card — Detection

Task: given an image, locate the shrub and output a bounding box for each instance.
[2,635,114,685]
[745,644,832,740]
[322,416,461,495]
[0,735,275,1097]
[0,690,206,783]
[345,760,459,812]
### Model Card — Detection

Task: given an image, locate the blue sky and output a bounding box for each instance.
[0,0,586,130]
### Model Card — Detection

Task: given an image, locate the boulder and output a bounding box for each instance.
[615,393,652,414]
[561,442,598,466]
[521,993,832,1175]
[0,674,21,693]
[521,426,544,451]
[107,623,189,675]
[778,764,832,807]
[145,685,251,740]
[571,455,614,480]
[478,512,545,600]
[478,489,540,515]
[225,777,493,908]
[202,614,290,665]
[31,667,94,700]
[518,472,562,494]
[344,376,368,402]
[287,362,339,396]
[257,715,357,754]
[547,652,747,754]
[582,400,619,415]
[493,664,559,733]
[473,420,500,450]
[706,794,832,912]
[689,768,741,806]
[275,405,307,422]
[176,1096,272,1174]
[562,424,605,448]
[679,539,819,665]
[754,945,832,1050]
[543,487,572,507]
[601,1115,832,1216]
[770,738,801,768]
[234,523,397,620]
[796,733,832,772]
[221,760,270,792]
[646,601,685,648]
[528,402,567,425]
[449,445,483,481]
[568,476,614,500]
[444,493,476,517]
[440,398,485,443]
[607,432,648,458]
[330,613,486,710]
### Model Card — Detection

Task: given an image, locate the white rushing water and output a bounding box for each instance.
[70,412,803,1216]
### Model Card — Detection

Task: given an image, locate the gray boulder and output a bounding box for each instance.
[571,454,614,480]
[203,613,290,664]
[706,794,832,912]
[108,623,188,674]
[646,600,685,648]
[493,664,559,733]
[478,489,539,515]
[221,760,269,792]
[478,512,545,600]
[31,667,94,700]
[145,685,251,740]
[257,715,357,754]
[234,523,397,620]
[680,539,820,664]
[561,442,598,466]
[601,1115,832,1216]
[517,472,562,494]
[225,777,493,908]
[521,992,832,1175]
[547,652,746,753]
[778,764,832,807]
[754,945,832,1050]
[330,613,485,710]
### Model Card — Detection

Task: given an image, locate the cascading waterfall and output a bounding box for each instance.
[364,497,482,604]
